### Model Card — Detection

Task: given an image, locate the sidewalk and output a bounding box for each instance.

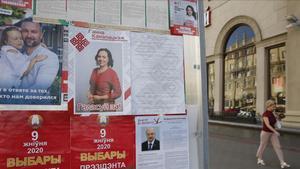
[209,122,300,169]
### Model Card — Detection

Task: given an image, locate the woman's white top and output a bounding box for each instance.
[0,45,30,88]
[183,15,197,27]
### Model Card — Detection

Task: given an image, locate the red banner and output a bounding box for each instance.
[170,25,198,36]
[0,111,70,169]
[0,0,32,9]
[71,115,135,169]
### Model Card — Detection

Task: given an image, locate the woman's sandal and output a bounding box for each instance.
[257,159,265,166]
[280,162,291,168]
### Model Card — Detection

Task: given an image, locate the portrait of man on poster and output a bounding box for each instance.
[141,127,160,151]
[0,15,63,105]
[20,18,59,90]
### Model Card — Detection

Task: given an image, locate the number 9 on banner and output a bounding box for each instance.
[32,131,39,141]
[100,129,106,138]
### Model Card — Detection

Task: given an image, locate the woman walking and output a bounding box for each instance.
[256,100,290,168]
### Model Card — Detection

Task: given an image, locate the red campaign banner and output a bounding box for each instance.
[71,115,135,169]
[170,25,198,36]
[0,111,70,169]
[0,0,32,9]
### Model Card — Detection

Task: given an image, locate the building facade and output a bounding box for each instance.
[204,0,300,128]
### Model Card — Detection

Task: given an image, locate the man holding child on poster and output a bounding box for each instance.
[0,4,63,107]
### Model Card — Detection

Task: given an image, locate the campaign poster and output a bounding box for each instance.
[0,3,66,110]
[71,115,135,169]
[170,0,198,36]
[69,26,131,115]
[0,111,70,169]
[135,115,189,169]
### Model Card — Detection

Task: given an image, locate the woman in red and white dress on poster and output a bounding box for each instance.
[183,5,197,28]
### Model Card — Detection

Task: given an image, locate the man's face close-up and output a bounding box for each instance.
[21,22,42,47]
[146,129,155,142]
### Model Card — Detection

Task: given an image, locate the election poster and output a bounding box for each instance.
[69,26,131,115]
[70,115,135,169]
[170,0,199,36]
[0,111,70,169]
[131,32,185,115]
[135,115,189,169]
[0,3,67,110]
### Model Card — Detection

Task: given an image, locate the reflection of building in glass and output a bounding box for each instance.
[223,25,256,115]
[204,0,300,127]
[269,46,286,111]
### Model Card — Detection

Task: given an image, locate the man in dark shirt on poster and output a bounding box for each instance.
[142,128,160,151]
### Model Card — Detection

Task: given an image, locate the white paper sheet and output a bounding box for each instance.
[146,0,169,30]
[131,32,185,115]
[122,0,146,27]
[67,0,94,23]
[35,0,67,20]
[95,0,121,25]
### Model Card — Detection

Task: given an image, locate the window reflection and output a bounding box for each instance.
[223,25,256,120]
[269,46,286,113]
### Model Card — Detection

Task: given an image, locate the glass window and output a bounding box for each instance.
[225,25,255,52]
[269,45,286,113]
[223,25,256,121]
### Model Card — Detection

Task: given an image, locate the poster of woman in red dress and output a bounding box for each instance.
[69,26,131,115]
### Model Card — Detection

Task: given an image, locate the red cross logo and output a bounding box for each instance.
[70,32,90,52]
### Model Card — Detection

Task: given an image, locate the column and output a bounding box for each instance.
[255,46,268,116]
[213,55,223,115]
[285,7,300,127]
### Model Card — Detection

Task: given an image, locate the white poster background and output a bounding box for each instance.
[122,0,146,27]
[35,0,67,20]
[135,115,190,169]
[68,26,131,115]
[67,0,94,23]
[131,32,185,115]
[95,0,121,25]
[34,0,169,31]
[146,0,169,30]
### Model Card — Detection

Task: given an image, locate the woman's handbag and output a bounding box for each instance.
[275,120,282,129]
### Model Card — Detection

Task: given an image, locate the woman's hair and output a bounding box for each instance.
[0,26,20,48]
[94,48,114,67]
[186,5,197,20]
[265,99,275,108]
